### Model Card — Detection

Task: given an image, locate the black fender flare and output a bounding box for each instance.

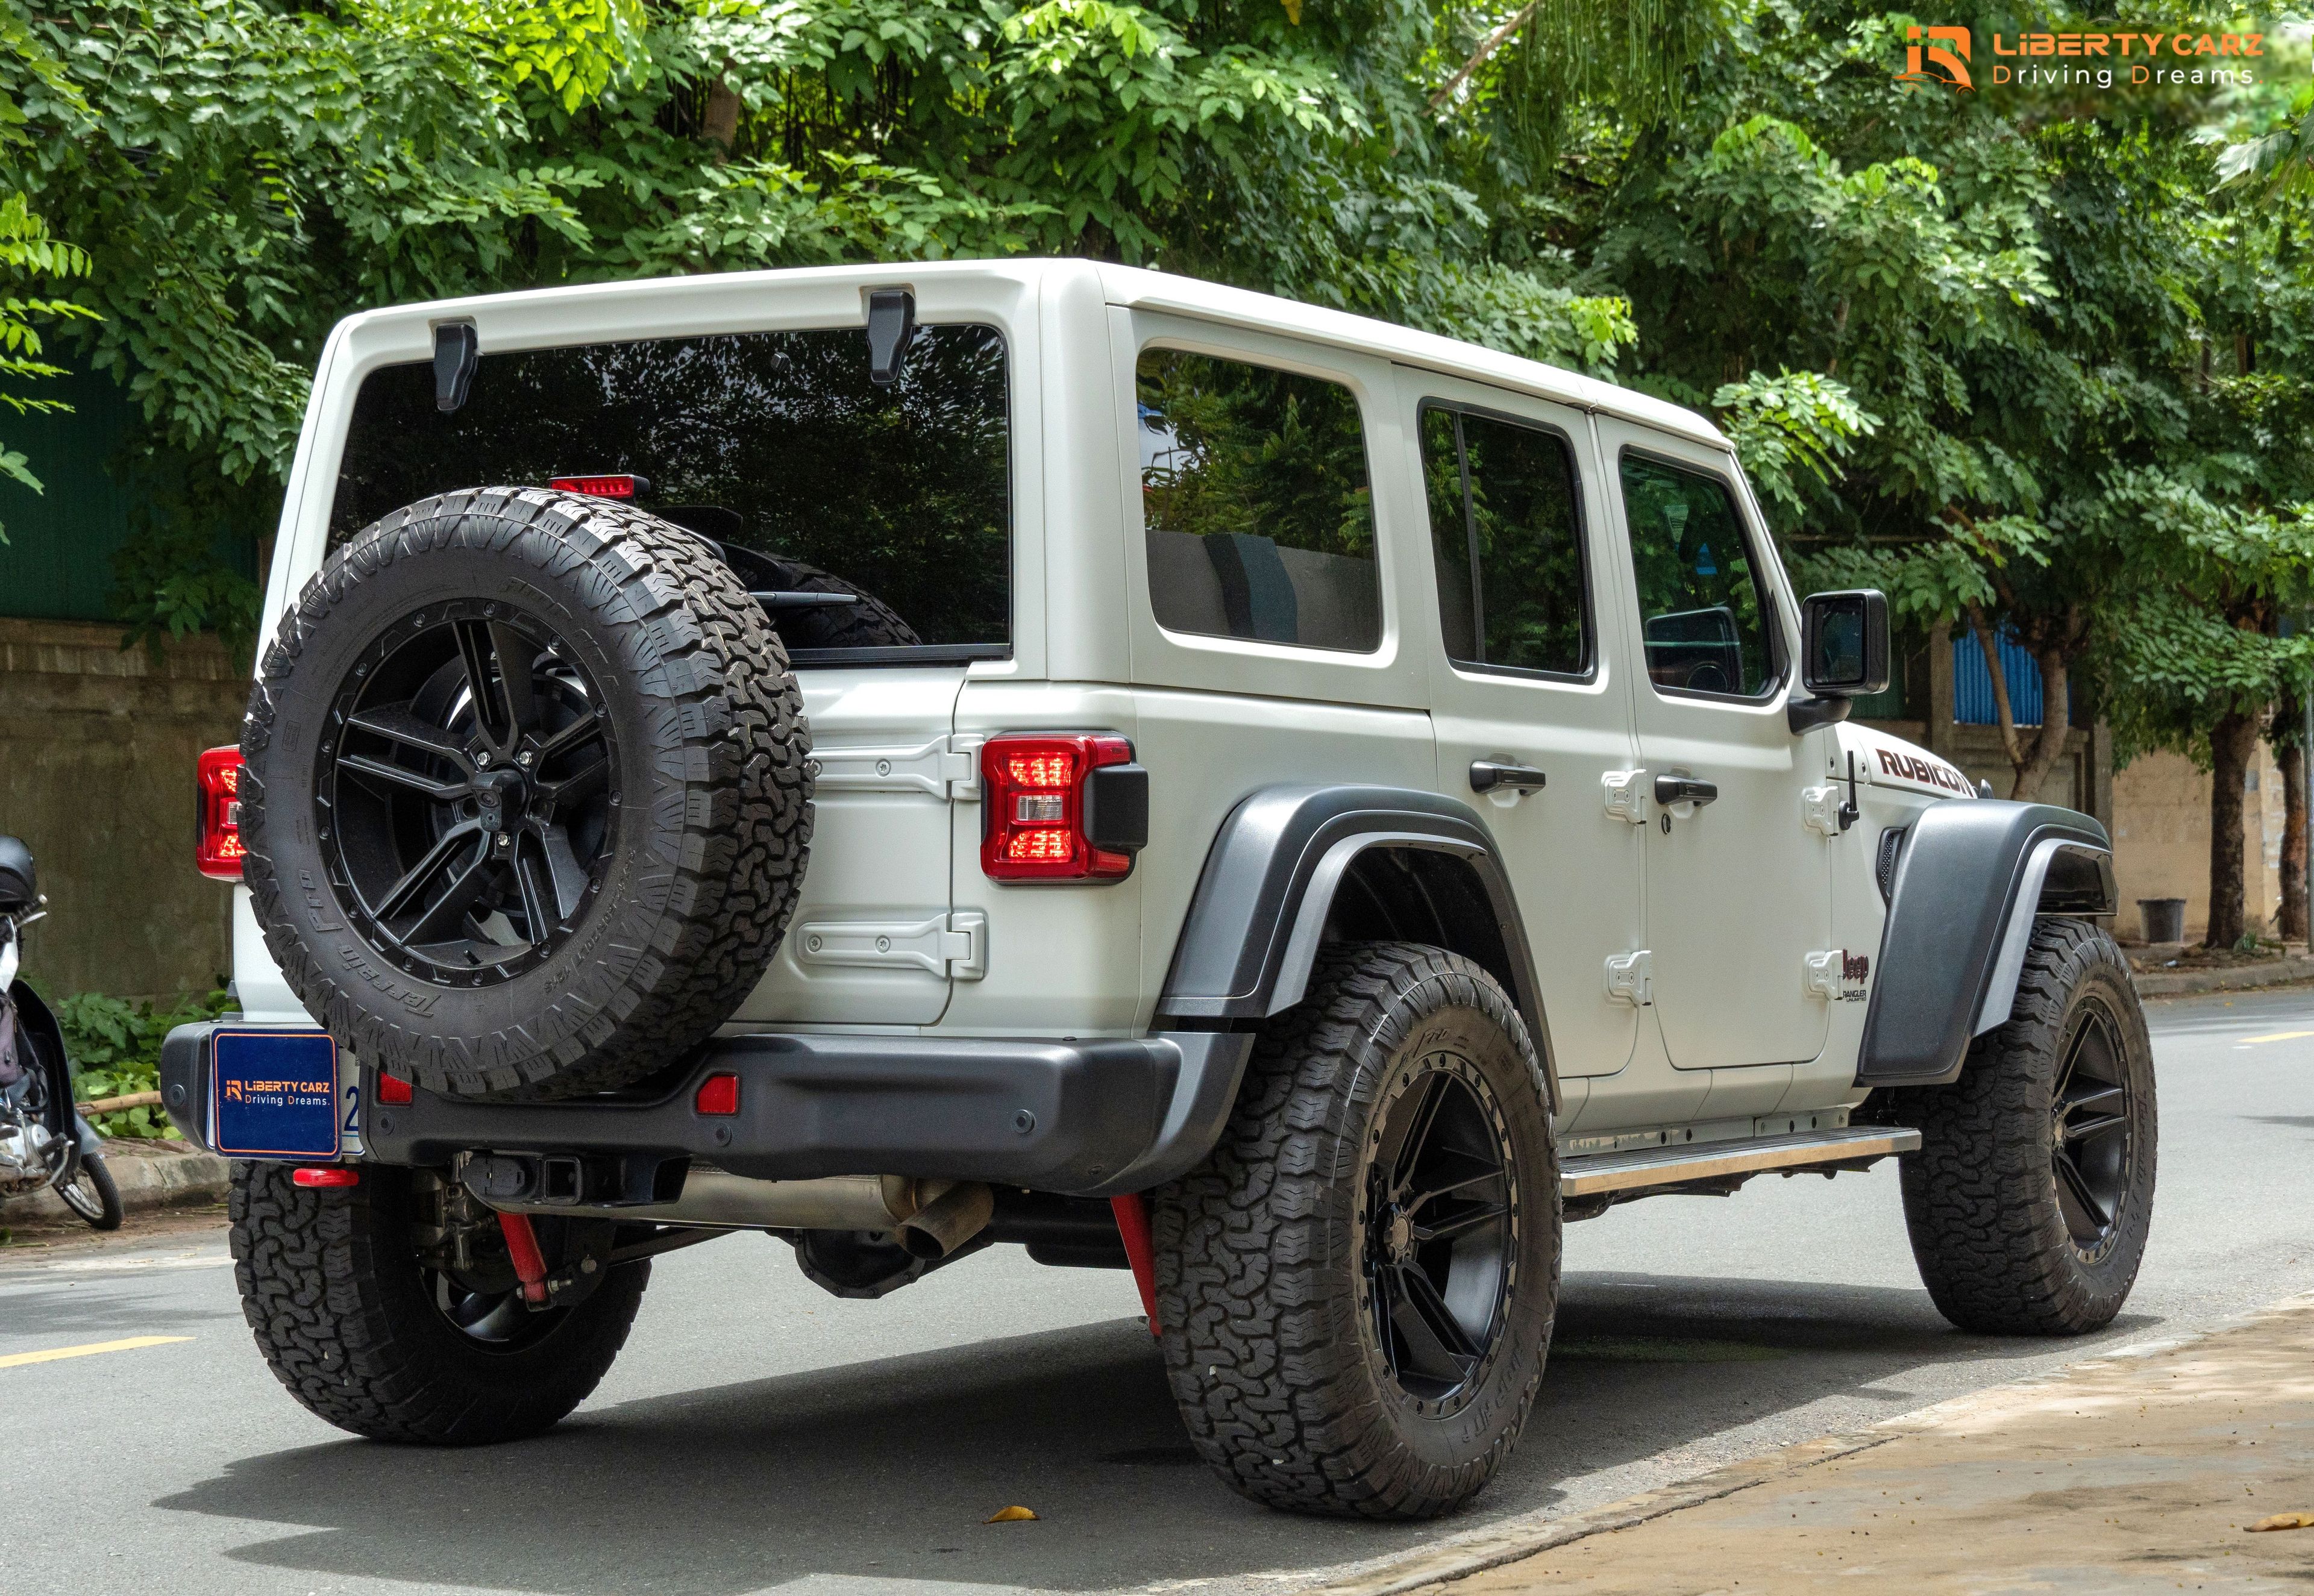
[1153,783,1555,1100]
[1857,800,2118,1088]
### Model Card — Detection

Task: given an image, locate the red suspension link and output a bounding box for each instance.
[1109,1194,1161,1338]
[498,1211,550,1306]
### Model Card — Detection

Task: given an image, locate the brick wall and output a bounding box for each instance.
[0,619,245,999]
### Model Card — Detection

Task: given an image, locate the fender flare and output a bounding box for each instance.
[1856,800,2116,1088]
[1153,783,1555,1097]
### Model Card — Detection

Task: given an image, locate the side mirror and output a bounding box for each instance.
[1801,589,1889,696]
[1789,589,1889,734]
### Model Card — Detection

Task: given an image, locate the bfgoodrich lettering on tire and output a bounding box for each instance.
[241,486,812,1101]
[1893,918,2157,1335]
[1152,942,1560,1519]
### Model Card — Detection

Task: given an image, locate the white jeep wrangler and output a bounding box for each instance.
[163,260,2154,1520]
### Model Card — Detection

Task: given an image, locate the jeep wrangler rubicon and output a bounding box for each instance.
[163,260,2153,1521]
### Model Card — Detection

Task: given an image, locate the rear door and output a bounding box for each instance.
[1593,418,1831,1069]
[1400,372,1645,1080]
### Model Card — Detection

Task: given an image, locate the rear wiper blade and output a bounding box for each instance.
[750,591,861,610]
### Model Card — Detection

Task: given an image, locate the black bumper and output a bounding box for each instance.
[161,1019,1252,1198]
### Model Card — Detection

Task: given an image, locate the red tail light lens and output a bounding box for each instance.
[549,473,650,499]
[374,1072,413,1106]
[292,1166,360,1188]
[196,746,246,881]
[980,734,1135,881]
[694,1072,741,1116]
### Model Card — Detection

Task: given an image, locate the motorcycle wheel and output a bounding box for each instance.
[59,1150,122,1231]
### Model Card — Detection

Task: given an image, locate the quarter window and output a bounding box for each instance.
[1137,349,1381,653]
[1618,455,1778,698]
[1419,405,1588,677]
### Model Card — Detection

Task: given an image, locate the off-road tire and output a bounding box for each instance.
[242,487,812,1101]
[1894,918,2156,1335]
[230,1160,648,1444]
[1152,942,1560,1519]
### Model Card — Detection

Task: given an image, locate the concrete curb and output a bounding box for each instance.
[1305,1293,2314,1596]
[0,1142,230,1224]
[2132,954,2314,997]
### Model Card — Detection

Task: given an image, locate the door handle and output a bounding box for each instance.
[1470,760,1547,794]
[1654,774,1718,808]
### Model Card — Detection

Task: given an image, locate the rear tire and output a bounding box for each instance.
[1894,919,2156,1335]
[1152,942,1559,1519]
[242,487,812,1101]
[230,1160,648,1444]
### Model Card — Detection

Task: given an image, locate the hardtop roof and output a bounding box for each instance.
[325,257,1727,450]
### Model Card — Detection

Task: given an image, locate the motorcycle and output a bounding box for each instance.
[0,835,122,1230]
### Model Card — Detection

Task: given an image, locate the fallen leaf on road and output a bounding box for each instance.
[2247,1512,2314,1532]
[986,1506,1038,1523]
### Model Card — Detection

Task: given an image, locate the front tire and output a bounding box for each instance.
[58,1149,122,1230]
[1895,919,2156,1335]
[1153,942,1560,1519]
[230,1161,648,1444]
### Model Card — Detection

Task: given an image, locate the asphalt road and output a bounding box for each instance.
[5,986,2311,1596]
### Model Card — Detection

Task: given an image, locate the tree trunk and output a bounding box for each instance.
[703,77,743,152]
[2010,646,2072,802]
[1966,606,2027,771]
[2207,710,2261,950]
[2279,696,2309,945]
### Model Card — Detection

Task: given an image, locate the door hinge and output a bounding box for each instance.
[808,736,979,800]
[1604,949,1653,1006]
[1602,769,1649,825]
[797,912,987,980]
[1802,949,1842,1000]
[1801,785,1844,837]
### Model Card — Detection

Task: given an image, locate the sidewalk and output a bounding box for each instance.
[1351,1298,2314,1595]
[2128,946,2314,998]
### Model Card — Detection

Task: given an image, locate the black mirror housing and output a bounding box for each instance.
[1800,589,1889,698]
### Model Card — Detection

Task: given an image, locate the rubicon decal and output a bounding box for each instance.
[1876,747,1973,797]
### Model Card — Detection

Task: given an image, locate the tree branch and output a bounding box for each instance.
[1429,0,1545,113]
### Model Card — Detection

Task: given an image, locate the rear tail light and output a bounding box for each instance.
[374,1072,413,1106]
[980,734,1146,881]
[550,473,652,499]
[196,746,246,881]
[292,1166,359,1188]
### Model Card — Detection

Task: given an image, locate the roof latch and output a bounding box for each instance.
[433,322,478,413]
[866,289,915,387]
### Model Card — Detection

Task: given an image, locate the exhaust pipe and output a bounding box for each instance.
[897,1180,996,1259]
[490,1164,994,1256]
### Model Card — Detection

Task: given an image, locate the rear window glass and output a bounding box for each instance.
[1137,349,1381,653]
[328,325,1011,664]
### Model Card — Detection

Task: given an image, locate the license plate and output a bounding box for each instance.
[212,1030,341,1160]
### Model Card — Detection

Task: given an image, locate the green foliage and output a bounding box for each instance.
[51,987,231,1139]
[0,192,98,539]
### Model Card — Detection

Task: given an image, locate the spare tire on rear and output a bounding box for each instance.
[241,486,812,1101]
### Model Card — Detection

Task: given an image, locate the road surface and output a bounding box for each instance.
[4,986,2309,1595]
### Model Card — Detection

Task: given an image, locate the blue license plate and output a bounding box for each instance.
[212,1030,340,1160]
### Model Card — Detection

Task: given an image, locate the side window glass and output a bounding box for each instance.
[1618,454,1776,698]
[1137,349,1381,652]
[1419,405,1588,676]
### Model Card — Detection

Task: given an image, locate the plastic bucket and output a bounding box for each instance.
[2137,897,2187,945]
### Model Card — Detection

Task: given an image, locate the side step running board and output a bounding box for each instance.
[1561,1127,1920,1200]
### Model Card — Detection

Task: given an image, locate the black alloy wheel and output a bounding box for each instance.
[2049,996,2134,1256]
[1360,1062,1518,1412]
[318,599,615,986]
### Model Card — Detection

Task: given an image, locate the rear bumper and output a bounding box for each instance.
[160,1019,1251,1198]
